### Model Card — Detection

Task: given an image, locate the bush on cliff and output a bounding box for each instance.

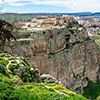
[0,64,7,75]
[0,57,9,67]
[54,85,64,90]
[0,19,16,49]
[83,80,100,99]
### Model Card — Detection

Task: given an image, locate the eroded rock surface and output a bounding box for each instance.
[3,19,100,93]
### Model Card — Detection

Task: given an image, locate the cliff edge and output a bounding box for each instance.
[3,19,100,94]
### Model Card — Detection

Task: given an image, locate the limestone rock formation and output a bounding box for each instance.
[2,19,100,94]
[40,74,59,84]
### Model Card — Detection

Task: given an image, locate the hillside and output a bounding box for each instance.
[0,52,89,100]
[0,12,93,17]
[1,18,100,99]
[3,18,100,93]
[0,12,95,21]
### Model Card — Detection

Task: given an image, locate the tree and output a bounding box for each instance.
[0,19,16,50]
[0,1,17,51]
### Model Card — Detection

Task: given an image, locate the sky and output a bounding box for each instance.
[0,0,100,13]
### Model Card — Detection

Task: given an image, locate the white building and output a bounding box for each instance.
[17,21,38,28]
[31,17,48,24]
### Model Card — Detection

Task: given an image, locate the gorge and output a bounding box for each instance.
[2,18,100,96]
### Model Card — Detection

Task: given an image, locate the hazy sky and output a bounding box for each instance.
[0,0,100,13]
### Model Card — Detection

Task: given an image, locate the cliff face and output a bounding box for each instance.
[45,40,100,93]
[3,19,100,93]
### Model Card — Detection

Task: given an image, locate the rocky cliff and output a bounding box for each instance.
[3,19,100,94]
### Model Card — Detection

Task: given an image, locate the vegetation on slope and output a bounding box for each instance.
[0,73,89,100]
[93,35,100,50]
[0,52,39,82]
[0,52,89,100]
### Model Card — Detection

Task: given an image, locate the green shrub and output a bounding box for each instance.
[69,30,74,34]
[25,66,30,71]
[14,64,20,69]
[0,57,9,67]
[0,54,5,57]
[0,51,3,53]
[0,57,4,60]
[28,94,38,100]
[85,37,91,41]
[96,79,100,83]
[21,34,30,38]
[93,38,100,51]
[45,83,56,87]
[48,53,55,55]
[0,61,7,67]
[25,85,34,89]
[83,80,100,99]
[42,79,45,83]
[79,24,83,27]
[65,88,70,91]
[66,44,69,49]
[68,92,76,96]
[48,88,55,92]
[8,65,14,71]
[58,31,61,35]
[48,46,69,56]
[5,55,10,57]
[20,28,27,30]
[10,71,16,75]
[8,58,13,60]
[11,60,17,63]
[8,63,21,72]
[20,75,28,82]
[54,85,64,90]
[62,28,66,30]
[72,40,81,46]
[43,30,46,34]
[74,94,88,100]
[0,64,7,75]
[75,86,81,92]
[0,93,8,100]
[59,90,68,94]
[22,58,30,66]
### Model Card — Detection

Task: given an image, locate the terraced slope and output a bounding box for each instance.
[0,52,89,100]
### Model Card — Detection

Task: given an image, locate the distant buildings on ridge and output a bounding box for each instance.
[16,16,74,28]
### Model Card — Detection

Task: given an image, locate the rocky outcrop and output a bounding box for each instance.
[46,40,100,94]
[0,52,63,86]
[40,74,59,83]
[2,19,100,94]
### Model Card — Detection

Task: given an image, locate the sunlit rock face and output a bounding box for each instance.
[3,19,100,94]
